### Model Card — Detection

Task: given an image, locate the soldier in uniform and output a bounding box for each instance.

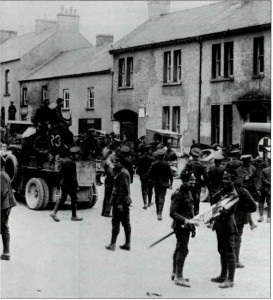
[148,148,173,220]
[181,147,208,215]
[105,155,132,251]
[120,145,134,184]
[137,145,155,209]
[50,146,83,222]
[1,156,17,261]
[236,154,258,230]
[32,99,55,133]
[170,171,199,287]
[225,149,242,170]
[210,169,239,288]
[208,153,225,200]
[258,161,271,222]
[164,143,177,163]
[233,176,257,268]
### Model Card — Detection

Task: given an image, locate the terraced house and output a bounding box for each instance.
[0,7,91,124]
[110,0,271,151]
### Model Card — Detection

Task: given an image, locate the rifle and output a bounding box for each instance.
[148,231,175,249]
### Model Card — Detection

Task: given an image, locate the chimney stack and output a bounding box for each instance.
[147,0,170,21]
[35,19,57,33]
[0,30,17,43]
[96,34,114,47]
[57,6,80,33]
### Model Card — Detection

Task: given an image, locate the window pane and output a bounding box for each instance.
[126,57,133,87]
[118,58,125,87]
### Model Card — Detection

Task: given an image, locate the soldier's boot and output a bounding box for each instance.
[174,254,190,287]
[267,201,271,222]
[248,214,258,230]
[172,252,177,280]
[50,199,62,222]
[2,235,10,255]
[257,203,264,222]
[120,227,131,251]
[234,245,244,268]
[142,191,148,209]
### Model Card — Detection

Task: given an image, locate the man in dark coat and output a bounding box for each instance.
[137,145,155,209]
[164,143,177,163]
[105,155,132,251]
[50,146,83,222]
[208,153,225,200]
[148,148,173,220]
[234,176,257,268]
[210,169,239,288]
[52,98,74,147]
[1,156,17,261]
[32,99,55,133]
[170,171,199,287]
[181,147,208,215]
[8,101,16,120]
[120,145,134,184]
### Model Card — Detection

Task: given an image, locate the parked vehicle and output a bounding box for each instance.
[4,121,98,210]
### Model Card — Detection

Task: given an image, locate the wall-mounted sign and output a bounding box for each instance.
[138,107,146,118]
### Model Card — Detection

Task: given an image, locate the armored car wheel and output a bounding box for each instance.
[40,179,50,209]
[87,183,98,208]
[5,154,19,183]
[25,178,47,210]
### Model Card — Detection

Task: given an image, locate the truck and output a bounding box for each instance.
[2,120,98,210]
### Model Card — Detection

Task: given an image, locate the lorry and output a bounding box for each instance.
[2,120,98,210]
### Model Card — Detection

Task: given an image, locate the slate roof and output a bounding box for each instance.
[21,45,112,81]
[111,0,271,52]
[0,29,55,63]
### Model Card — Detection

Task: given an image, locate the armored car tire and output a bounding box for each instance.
[5,153,19,183]
[40,179,50,209]
[87,183,98,208]
[25,178,49,210]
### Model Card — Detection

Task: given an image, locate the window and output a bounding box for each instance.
[87,88,94,110]
[163,50,181,83]
[253,36,264,76]
[22,87,28,106]
[224,42,234,77]
[5,70,10,95]
[118,57,133,88]
[211,105,220,144]
[162,106,170,130]
[42,86,48,101]
[223,105,233,147]
[212,42,234,79]
[212,44,221,79]
[78,118,101,134]
[172,106,180,133]
[63,89,70,110]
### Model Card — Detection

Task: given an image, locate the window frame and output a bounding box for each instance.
[63,89,70,110]
[21,87,28,106]
[172,106,180,133]
[163,50,182,84]
[87,87,94,110]
[118,57,133,88]
[224,42,234,78]
[42,85,48,101]
[162,106,170,130]
[211,105,220,145]
[253,36,264,76]
[5,70,10,95]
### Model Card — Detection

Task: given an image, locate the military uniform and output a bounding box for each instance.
[148,149,173,220]
[170,177,196,287]
[259,165,271,221]
[137,147,155,208]
[1,167,17,260]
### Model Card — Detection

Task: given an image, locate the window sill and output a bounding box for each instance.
[162,81,182,87]
[118,86,133,90]
[252,74,264,79]
[210,77,234,83]
[3,93,10,97]
[85,108,94,111]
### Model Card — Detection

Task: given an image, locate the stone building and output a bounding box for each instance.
[110,0,271,150]
[19,35,114,135]
[0,7,91,123]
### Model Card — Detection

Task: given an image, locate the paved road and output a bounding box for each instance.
[1,176,270,298]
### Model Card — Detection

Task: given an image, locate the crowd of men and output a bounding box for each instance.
[1,126,271,291]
